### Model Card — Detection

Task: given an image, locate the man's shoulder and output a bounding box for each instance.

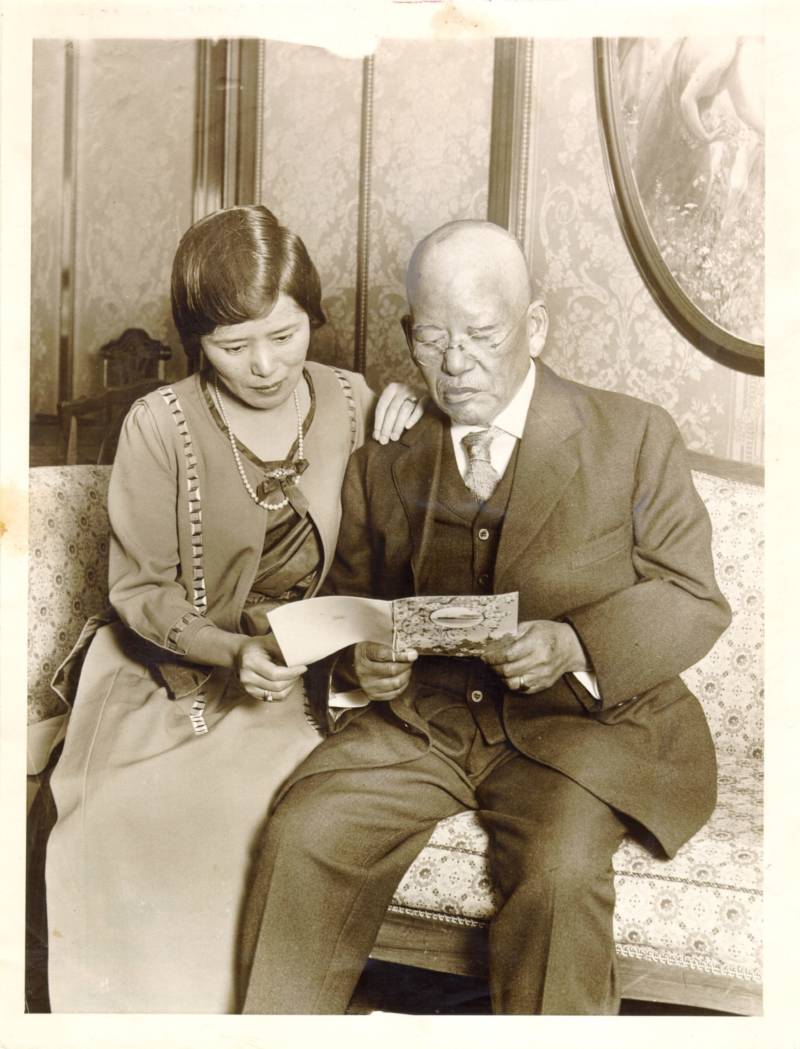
[541,361,675,431]
[352,406,443,466]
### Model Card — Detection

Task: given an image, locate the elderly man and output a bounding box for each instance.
[239,220,730,1015]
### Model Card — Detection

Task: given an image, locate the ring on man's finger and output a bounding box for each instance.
[520,674,528,690]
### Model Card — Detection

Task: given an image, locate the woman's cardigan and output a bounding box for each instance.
[51,362,374,713]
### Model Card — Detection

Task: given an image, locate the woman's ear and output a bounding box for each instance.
[527,301,549,358]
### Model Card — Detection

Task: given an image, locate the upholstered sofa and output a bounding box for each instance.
[27,451,763,1015]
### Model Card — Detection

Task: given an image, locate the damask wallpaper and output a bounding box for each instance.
[71,40,195,397]
[30,40,195,411]
[365,39,494,391]
[31,36,761,466]
[259,41,362,366]
[258,39,493,392]
[30,42,66,417]
[526,39,763,463]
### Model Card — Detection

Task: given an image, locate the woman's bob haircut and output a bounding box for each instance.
[171,205,326,367]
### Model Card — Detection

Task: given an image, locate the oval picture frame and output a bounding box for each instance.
[593,38,764,376]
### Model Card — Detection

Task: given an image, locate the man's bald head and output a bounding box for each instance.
[406,220,533,319]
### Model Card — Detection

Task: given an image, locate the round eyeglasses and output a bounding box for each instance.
[401,305,529,366]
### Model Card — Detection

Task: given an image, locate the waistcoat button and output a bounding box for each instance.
[470,690,483,703]
[478,574,489,588]
[477,527,490,541]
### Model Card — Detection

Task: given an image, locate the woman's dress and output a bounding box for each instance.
[45,364,373,1013]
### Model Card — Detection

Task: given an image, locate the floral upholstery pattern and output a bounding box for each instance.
[27,464,763,994]
[388,468,763,991]
[389,756,761,985]
[28,466,111,724]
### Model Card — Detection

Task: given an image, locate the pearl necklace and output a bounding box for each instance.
[212,376,305,511]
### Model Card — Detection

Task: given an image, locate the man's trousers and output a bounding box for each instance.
[238,703,628,1015]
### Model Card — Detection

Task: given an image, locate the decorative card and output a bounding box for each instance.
[268,592,518,665]
[392,593,519,657]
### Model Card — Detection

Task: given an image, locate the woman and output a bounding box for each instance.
[44,205,421,1013]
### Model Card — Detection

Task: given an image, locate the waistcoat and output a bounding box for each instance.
[413,434,520,744]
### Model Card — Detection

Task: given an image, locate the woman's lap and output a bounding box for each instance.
[46,621,321,1013]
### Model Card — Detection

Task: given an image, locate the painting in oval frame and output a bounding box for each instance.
[594,37,764,375]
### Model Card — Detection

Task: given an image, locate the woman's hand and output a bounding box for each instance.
[235,636,307,702]
[352,642,417,701]
[373,382,427,445]
[482,621,589,694]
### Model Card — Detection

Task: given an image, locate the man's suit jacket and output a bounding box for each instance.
[301,361,731,857]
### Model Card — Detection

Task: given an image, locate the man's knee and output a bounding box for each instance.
[264,776,385,870]
[492,818,620,906]
[264,780,337,856]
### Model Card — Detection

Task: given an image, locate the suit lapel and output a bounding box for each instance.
[391,411,445,593]
[495,362,583,588]
[389,365,583,593]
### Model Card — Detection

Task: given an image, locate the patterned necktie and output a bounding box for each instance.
[461,427,501,502]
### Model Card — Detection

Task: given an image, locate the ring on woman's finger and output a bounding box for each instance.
[262,689,274,703]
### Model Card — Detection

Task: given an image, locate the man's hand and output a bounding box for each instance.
[353,642,418,700]
[235,636,307,702]
[482,621,589,694]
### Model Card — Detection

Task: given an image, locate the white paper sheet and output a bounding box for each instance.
[267,595,393,666]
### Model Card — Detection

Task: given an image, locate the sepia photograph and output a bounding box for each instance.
[1,1,794,1046]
